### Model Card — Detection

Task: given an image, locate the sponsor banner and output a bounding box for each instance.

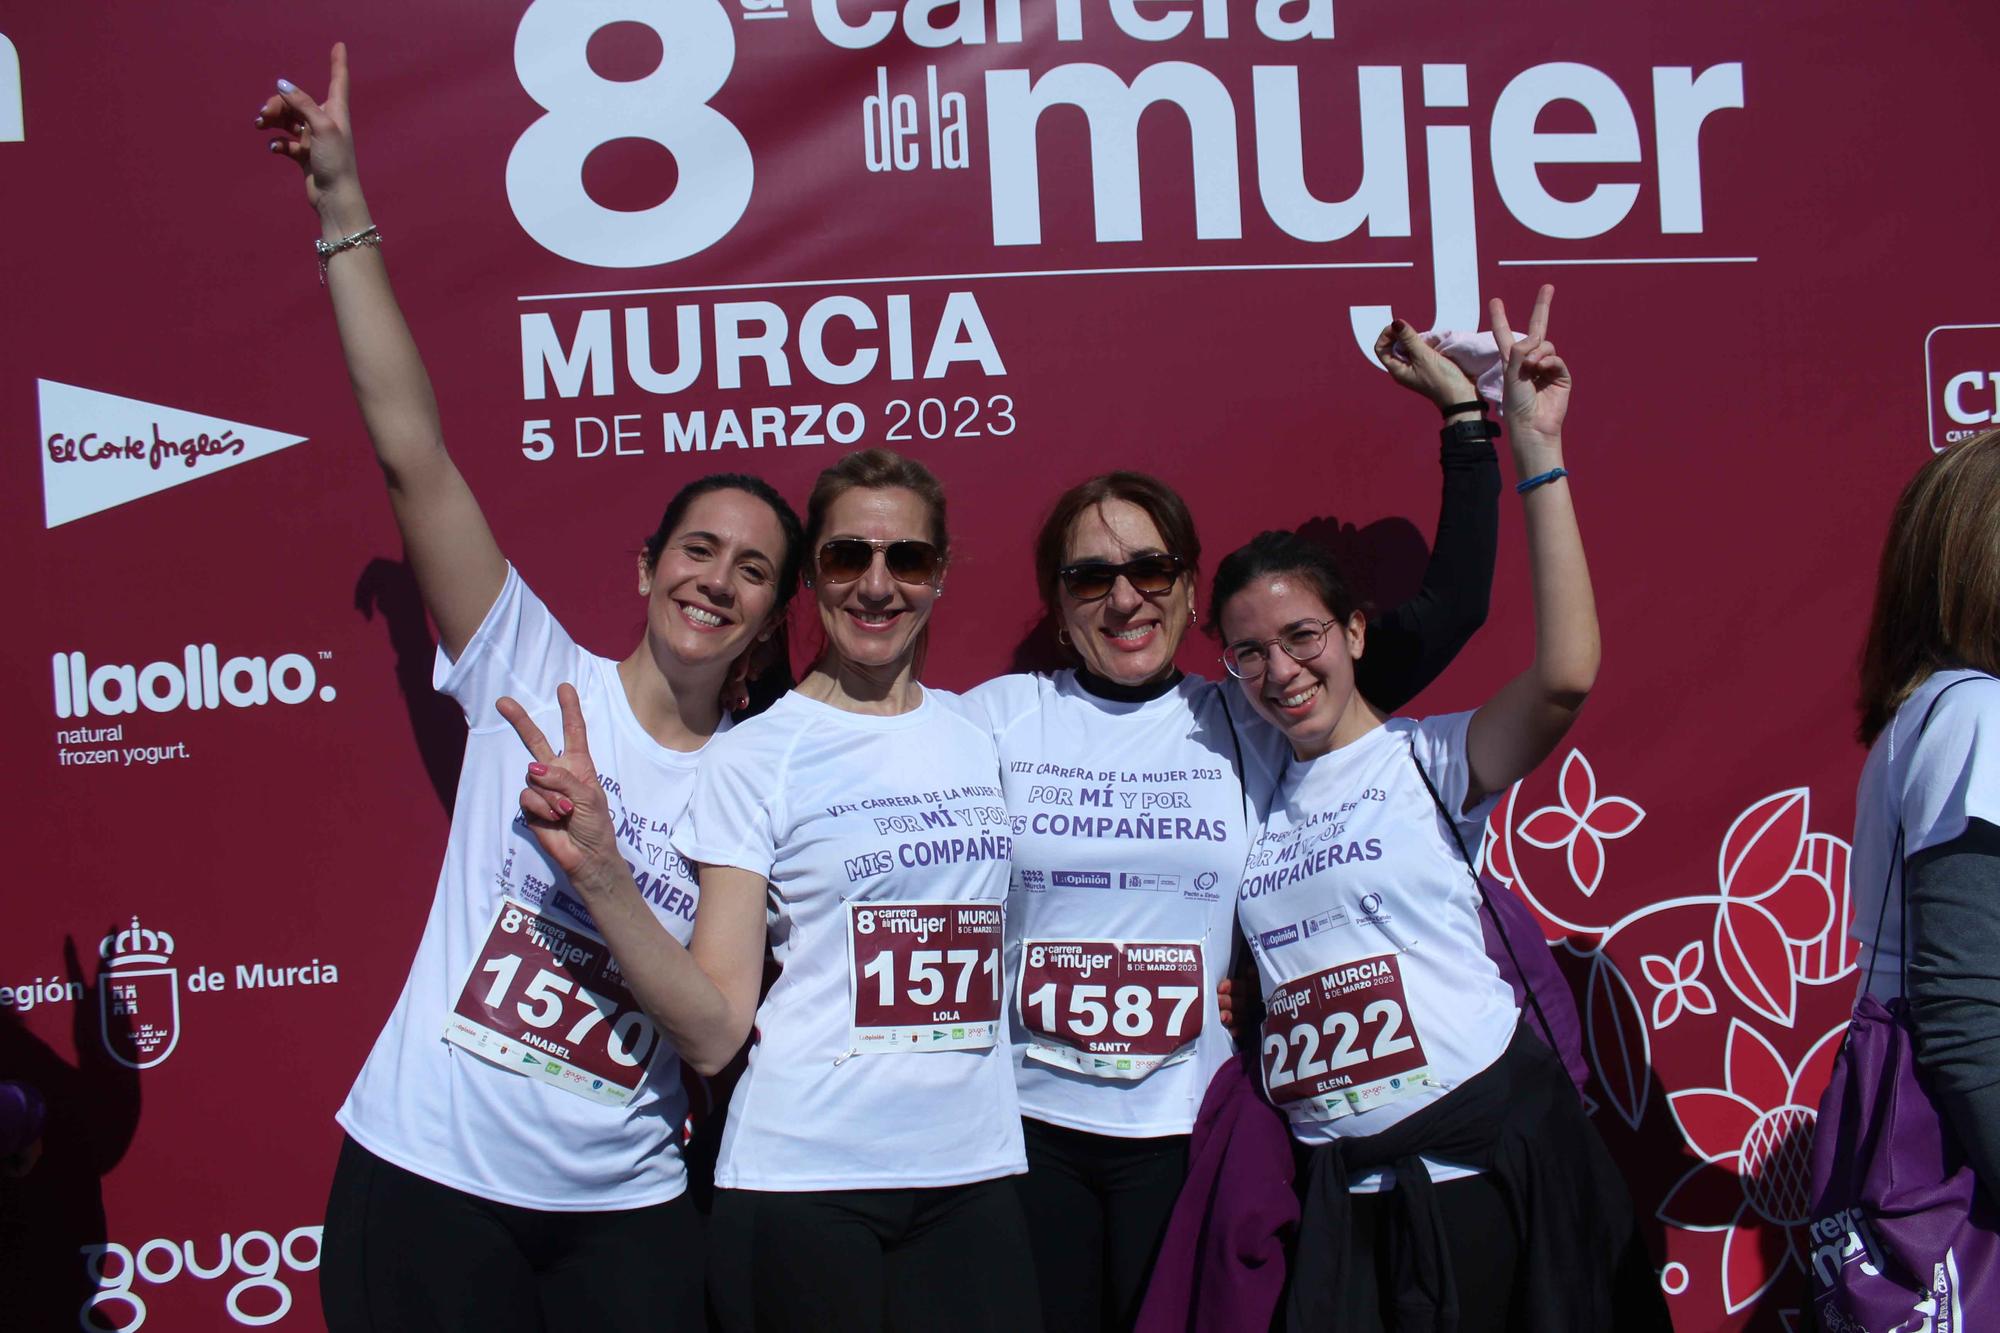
[2,2,1996,1328]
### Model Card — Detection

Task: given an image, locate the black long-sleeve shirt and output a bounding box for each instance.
[1355,423,1501,711]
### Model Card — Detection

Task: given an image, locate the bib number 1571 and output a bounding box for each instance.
[846,902,1003,1053]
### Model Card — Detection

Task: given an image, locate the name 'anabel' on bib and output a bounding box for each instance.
[1017,938,1204,1080]
[1260,951,1437,1121]
[445,897,662,1106]
[845,902,1004,1052]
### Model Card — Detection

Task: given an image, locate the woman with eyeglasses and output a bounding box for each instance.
[965,323,1503,1331]
[1214,290,1666,1329]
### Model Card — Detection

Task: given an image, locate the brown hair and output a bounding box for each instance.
[1032,472,1200,622]
[1857,428,2000,744]
[803,448,950,560]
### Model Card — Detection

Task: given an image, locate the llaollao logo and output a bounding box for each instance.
[53,646,336,719]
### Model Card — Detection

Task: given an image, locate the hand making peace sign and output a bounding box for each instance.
[1489,283,1570,460]
[495,685,627,898]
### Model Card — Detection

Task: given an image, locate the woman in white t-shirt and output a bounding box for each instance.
[522,449,1036,1331]
[1214,289,1667,1330]
[1848,427,2000,1198]
[966,321,1502,1331]
[258,50,805,1332]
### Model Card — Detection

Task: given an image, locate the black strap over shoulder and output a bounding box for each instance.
[1404,741,1561,1062]
[1867,672,1996,997]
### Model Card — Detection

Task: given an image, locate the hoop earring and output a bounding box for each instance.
[1056,627,1072,647]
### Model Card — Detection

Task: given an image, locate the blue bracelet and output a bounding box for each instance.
[1515,467,1568,495]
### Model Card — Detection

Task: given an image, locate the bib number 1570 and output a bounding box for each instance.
[446,897,660,1106]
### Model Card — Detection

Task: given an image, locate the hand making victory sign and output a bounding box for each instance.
[1489,283,1569,462]
[496,686,627,897]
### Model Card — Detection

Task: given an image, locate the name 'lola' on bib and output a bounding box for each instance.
[444,897,661,1106]
[1261,952,1436,1121]
[845,901,1003,1053]
[1018,938,1204,1080]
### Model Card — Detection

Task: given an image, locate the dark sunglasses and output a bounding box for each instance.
[815,537,942,586]
[1058,554,1186,602]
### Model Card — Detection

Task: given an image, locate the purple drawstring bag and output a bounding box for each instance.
[1803,994,2000,1329]
[1803,676,2000,1330]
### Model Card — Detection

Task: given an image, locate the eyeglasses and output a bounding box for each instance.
[1058,554,1185,602]
[814,537,942,586]
[1221,619,1340,680]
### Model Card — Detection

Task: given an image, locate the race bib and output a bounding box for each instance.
[1018,939,1204,1081]
[444,897,661,1106]
[846,902,1003,1053]
[1261,953,1433,1121]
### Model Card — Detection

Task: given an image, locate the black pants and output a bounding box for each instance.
[1332,1172,1521,1332]
[1013,1117,1190,1332]
[709,1179,1041,1333]
[320,1135,704,1333]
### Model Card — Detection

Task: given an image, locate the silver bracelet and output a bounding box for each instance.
[314,224,381,284]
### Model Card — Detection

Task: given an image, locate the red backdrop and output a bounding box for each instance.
[5,2,1998,1328]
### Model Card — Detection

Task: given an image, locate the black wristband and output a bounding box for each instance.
[1440,418,1499,450]
[1441,399,1488,419]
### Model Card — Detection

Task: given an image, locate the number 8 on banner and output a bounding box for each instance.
[508,0,752,267]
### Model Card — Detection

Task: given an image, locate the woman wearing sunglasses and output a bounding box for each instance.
[528,447,1035,1332]
[966,323,1502,1330]
[1214,291,1665,1329]
[258,51,806,1332]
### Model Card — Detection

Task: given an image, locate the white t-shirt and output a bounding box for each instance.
[1238,713,1515,1191]
[670,688,1028,1191]
[338,567,710,1210]
[1852,669,2000,1001]
[967,671,1285,1137]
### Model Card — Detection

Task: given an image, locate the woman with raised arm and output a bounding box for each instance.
[257,47,805,1333]
[966,324,1502,1330]
[1212,289,1666,1329]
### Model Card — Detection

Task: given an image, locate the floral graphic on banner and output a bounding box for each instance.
[1482,755,1860,1329]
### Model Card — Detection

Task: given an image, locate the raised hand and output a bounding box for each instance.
[1373,319,1480,413]
[1489,284,1570,460]
[495,685,627,897]
[255,42,360,221]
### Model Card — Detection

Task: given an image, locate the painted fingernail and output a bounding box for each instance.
[557,798,575,815]
[528,762,548,777]
[277,78,297,93]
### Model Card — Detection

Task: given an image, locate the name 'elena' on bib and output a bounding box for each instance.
[1018,939,1205,1080]
[445,897,661,1106]
[1261,952,1434,1121]
[846,902,1003,1053]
